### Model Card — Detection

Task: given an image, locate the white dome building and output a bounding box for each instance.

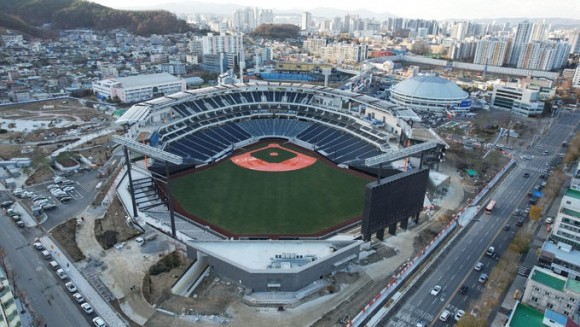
[390,75,471,113]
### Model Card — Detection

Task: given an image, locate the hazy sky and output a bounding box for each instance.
[89,0,580,20]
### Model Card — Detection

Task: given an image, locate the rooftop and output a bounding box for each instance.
[565,188,580,200]
[391,75,468,100]
[115,72,181,88]
[541,241,580,268]
[507,302,543,327]
[530,267,565,291]
[189,240,361,271]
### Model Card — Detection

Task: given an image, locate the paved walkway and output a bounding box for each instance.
[75,205,160,326]
[40,234,128,327]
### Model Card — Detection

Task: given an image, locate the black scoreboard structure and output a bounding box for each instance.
[361,168,429,241]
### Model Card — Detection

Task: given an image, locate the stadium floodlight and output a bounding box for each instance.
[364,140,440,167]
[113,135,183,165]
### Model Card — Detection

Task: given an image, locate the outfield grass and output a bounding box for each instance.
[171,159,370,235]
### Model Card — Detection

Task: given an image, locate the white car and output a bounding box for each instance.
[81,302,94,314]
[454,309,465,321]
[92,317,107,327]
[439,310,451,322]
[65,282,77,293]
[545,217,554,224]
[72,292,85,303]
[56,268,68,280]
[33,242,44,250]
[474,262,483,271]
[430,285,442,296]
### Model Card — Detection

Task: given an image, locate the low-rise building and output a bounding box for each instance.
[491,85,544,117]
[92,72,185,104]
[522,266,580,317]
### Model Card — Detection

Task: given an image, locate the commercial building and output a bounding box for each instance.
[490,85,544,117]
[301,12,312,31]
[92,72,186,104]
[389,75,470,114]
[522,266,580,318]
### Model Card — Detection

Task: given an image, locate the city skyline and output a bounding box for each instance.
[89,0,580,20]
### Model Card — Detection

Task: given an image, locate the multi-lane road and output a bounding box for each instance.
[382,110,580,326]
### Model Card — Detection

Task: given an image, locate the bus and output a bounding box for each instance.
[484,200,496,215]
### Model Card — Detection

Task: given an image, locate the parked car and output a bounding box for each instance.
[474,262,483,271]
[458,285,468,295]
[73,292,85,303]
[454,309,465,321]
[92,317,107,327]
[15,219,25,228]
[546,217,554,224]
[33,242,44,250]
[0,200,14,208]
[81,302,94,314]
[65,282,77,293]
[516,219,524,227]
[56,268,68,280]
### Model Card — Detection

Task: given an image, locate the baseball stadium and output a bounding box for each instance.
[115,82,433,293]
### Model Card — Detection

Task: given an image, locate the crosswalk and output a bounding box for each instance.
[517,265,531,277]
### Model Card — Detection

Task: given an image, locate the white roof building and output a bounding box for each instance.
[92,72,186,104]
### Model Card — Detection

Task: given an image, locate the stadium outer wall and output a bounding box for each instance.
[159,139,373,240]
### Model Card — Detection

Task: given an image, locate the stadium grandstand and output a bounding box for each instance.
[117,82,421,166]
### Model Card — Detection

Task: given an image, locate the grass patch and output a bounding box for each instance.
[171,158,371,235]
[250,147,296,163]
[51,219,86,262]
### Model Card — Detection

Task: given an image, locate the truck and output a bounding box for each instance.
[135,232,157,246]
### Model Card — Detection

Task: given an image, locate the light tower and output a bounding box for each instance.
[322,67,332,87]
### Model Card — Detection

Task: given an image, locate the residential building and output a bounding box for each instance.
[233,8,255,32]
[568,30,580,55]
[509,21,533,65]
[320,42,368,64]
[573,67,580,88]
[303,38,327,57]
[522,266,580,318]
[301,12,312,31]
[572,162,580,191]
[473,38,511,66]
[491,85,544,117]
[539,188,580,281]
[92,72,185,103]
[517,41,571,71]
[551,189,580,250]
[201,33,243,56]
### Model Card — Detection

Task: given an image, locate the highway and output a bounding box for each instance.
[381,110,579,327]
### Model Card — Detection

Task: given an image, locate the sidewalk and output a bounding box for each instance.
[75,206,159,326]
[39,235,128,327]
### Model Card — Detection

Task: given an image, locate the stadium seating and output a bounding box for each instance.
[156,89,388,164]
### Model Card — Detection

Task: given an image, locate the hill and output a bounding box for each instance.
[0,0,192,37]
